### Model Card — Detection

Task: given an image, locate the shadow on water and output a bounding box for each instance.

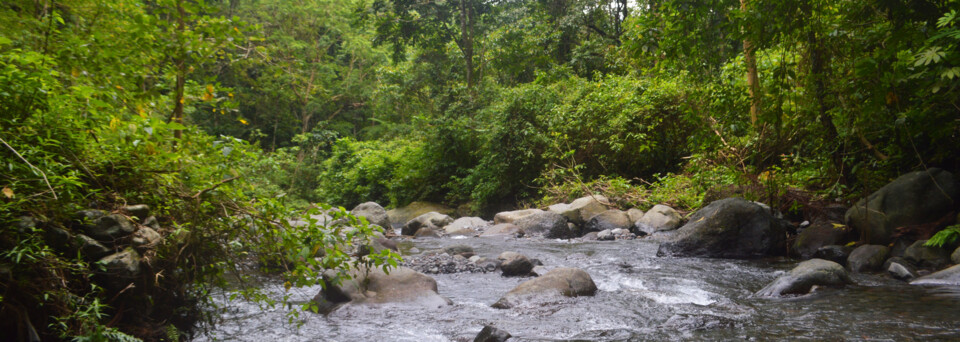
[194,238,960,341]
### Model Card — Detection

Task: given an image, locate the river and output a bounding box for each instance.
[194,237,960,341]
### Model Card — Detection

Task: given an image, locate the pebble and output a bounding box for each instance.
[401,252,492,274]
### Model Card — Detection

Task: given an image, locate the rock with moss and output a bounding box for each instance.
[903,240,951,270]
[387,202,454,228]
[85,214,136,244]
[402,212,454,236]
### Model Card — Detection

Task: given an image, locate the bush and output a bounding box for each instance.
[315,138,436,208]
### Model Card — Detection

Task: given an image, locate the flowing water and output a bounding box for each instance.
[195,237,960,341]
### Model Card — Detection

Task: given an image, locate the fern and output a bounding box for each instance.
[925,225,960,248]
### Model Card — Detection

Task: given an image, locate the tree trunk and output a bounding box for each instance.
[740,0,760,127]
[460,0,474,88]
[173,0,186,140]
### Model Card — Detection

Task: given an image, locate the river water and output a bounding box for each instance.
[195,237,960,341]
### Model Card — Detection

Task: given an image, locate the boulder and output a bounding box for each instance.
[903,240,951,269]
[402,212,454,236]
[635,205,682,235]
[43,226,73,252]
[76,234,112,261]
[472,257,500,272]
[845,168,960,245]
[755,259,852,297]
[513,211,576,239]
[884,257,920,281]
[492,268,597,309]
[812,245,854,265]
[142,216,160,230]
[547,195,609,224]
[597,229,615,241]
[130,227,162,250]
[445,217,489,235]
[122,204,150,221]
[656,198,786,258]
[911,264,960,286]
[85,214,137,243]
[953,246,960,265]
[480,224,520,237]
[351,202,391,229]
[446,228,478,237]
[583,210,633,234]
[312,266,452,314]
[847,245,889,273]
[494,209,543,225]
[98,248,141,285]
[443,245,475,258]
[414,227,443,239]
[74,209,107,227]
[626,208,645,223]
[387,202,454,228]
[497,252,534,277]
[474,325,511,342]
[791,221,854,259]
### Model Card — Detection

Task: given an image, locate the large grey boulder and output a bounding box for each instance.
[755,259,852,297]
[847,245,889,273]
[635,204,682,235]
[351,202,391,229]
[497,252,534,277]
[845,168,960,245]
[513,211,576,239]
[903,240,951,269]
[480,224,521,237]
[656,198,786,258]
[387,202,454,228]
[312,266,452,314]
[911,264,960,286]
[547,195,609,225]
[583,209,633,234]
[445,217,489,235]
[791,221,854,259]
[85,214,137,243]
[402,212,454,236]
[494,209,543,225]
[492,268,597,309]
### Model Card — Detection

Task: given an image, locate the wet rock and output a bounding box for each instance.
[903,240,951,270]
[445,217,489,234]
[627,208,645,223]
[584,209,633,234]
[791,221,854,259]
[498,252,534,277]
[635,205,682,235]
[656,198,786,259]
[581,232,599,241]
[952,246,960,265]
[142,216,160,230]
[548,195,609,225]
[130,227,162,250]
[413,227,443,239]
[597,229,615,241]
[845,168,960,245]
[514,211,576,239]
[755,259,852,297]
[443,245,475,258]
[492,267,597,309]
[387,202,454,228]
[312,266,453,314]
[351,202,391,229]
[44,226,73,252]
[847,245,889,273]
[403,212,454,236]
[911,264,960,286]
[494,209,543,225]
[661,314,738,331]
[76,234,112,260]
[85,214,136,243]
[98,248,141,284]
[884,257,920,281]
[74,209,107,227]
[403,252,491,274]
[812,245,854,265]
[479,223,520,237]
[474,325,511,342]
[122,204,150,221]
[472,257,500,272]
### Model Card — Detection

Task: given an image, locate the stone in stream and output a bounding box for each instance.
[494,209,543,225]
[351,202,391,229]
[812,245,854,265]
[953,246,960,265]
[445,216,489,235]
[884,257,920,281]
[497,252,534,277]
[656,198,786,259]
[413,227,443,239]
[443,244,475,258]
[387,201,454,228]
[547,195,609,225]
[402,212,454,236]
[902,240,951,270]
[791,221,854,259]
[626,208,645,223]
[513,211,577,239]
[846,244,890,273]
[635,204,682,235]
[845,168,960,245]
[474,325,511,342]
[312,266,452,314]
[755,259,853,297]
[480,223,521,237]
[491,268,597,309]
[910,264,960,286]
[583,209,633,234]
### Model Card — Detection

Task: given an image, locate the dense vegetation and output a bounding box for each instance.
[1,0,958,340]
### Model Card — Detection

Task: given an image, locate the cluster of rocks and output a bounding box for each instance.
[19,204,164,290]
